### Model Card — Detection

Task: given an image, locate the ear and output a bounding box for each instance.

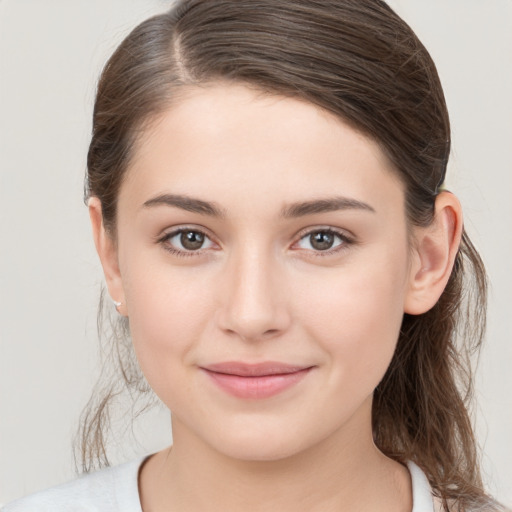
[404,191,463,315]
[89,197,126,316]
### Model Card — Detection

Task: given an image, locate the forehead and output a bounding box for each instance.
[121,83,404,218]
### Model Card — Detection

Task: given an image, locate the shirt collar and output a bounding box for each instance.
[407,461,435,512]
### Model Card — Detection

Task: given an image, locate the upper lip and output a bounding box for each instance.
[202,361,312,377]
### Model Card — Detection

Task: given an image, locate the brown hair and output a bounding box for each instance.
[80,1,505,510]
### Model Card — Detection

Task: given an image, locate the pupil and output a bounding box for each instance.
[181,231,204,250]
[310,231,334,251]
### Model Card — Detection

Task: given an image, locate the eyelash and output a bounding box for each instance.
[157,227,354,258]
[293,228,354,257]
[157,227,216,258]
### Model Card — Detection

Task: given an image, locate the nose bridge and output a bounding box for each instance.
[218,241,289,340]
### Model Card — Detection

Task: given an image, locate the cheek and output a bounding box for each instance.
[121,259,214,399]
[297,253,408,388]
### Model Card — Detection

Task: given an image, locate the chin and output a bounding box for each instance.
[218,439,303,463]
[204,420,318,463]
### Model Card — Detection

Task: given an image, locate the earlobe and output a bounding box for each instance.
[88,197,126,315]
[404,192,463,315]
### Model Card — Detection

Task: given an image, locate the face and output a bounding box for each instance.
[111,84,415,461]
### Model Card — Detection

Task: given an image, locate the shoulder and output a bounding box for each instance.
[1,457,146,512]
[406,462,508,512]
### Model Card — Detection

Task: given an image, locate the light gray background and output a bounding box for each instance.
[1,0,511,506]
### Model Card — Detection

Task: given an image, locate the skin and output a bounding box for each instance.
[90,84,462,512]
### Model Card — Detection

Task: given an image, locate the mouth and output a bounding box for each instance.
[200,361,314,399]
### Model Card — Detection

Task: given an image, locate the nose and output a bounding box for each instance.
[216,247,291,342]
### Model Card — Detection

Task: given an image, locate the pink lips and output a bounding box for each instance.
[201,362,313,399]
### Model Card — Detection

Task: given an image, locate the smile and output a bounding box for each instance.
[201,362,314,399]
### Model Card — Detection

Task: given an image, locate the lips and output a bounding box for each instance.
[201,361,313,399]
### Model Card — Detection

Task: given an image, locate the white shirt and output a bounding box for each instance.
[2,458,435,511]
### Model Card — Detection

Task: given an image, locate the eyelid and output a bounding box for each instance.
[156,225,219,256]
[291,226,355,256]
[294,225,355,241]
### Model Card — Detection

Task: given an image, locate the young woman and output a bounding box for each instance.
[3,1,508,511]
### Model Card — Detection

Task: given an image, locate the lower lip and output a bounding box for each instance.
[203,368,312,399]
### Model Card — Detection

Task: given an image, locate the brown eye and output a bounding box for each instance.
[309,231,335,251]
[295,229,349,253]
[181,230,205,250]
[163,229,214,254]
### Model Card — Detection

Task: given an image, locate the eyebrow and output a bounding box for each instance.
[143,194,226,217]
[280,196,376,217]
[142,193,375,218]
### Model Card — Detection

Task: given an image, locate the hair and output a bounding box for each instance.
[79,1,506,510]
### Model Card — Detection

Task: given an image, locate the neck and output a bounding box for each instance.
[139,401,412,512]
